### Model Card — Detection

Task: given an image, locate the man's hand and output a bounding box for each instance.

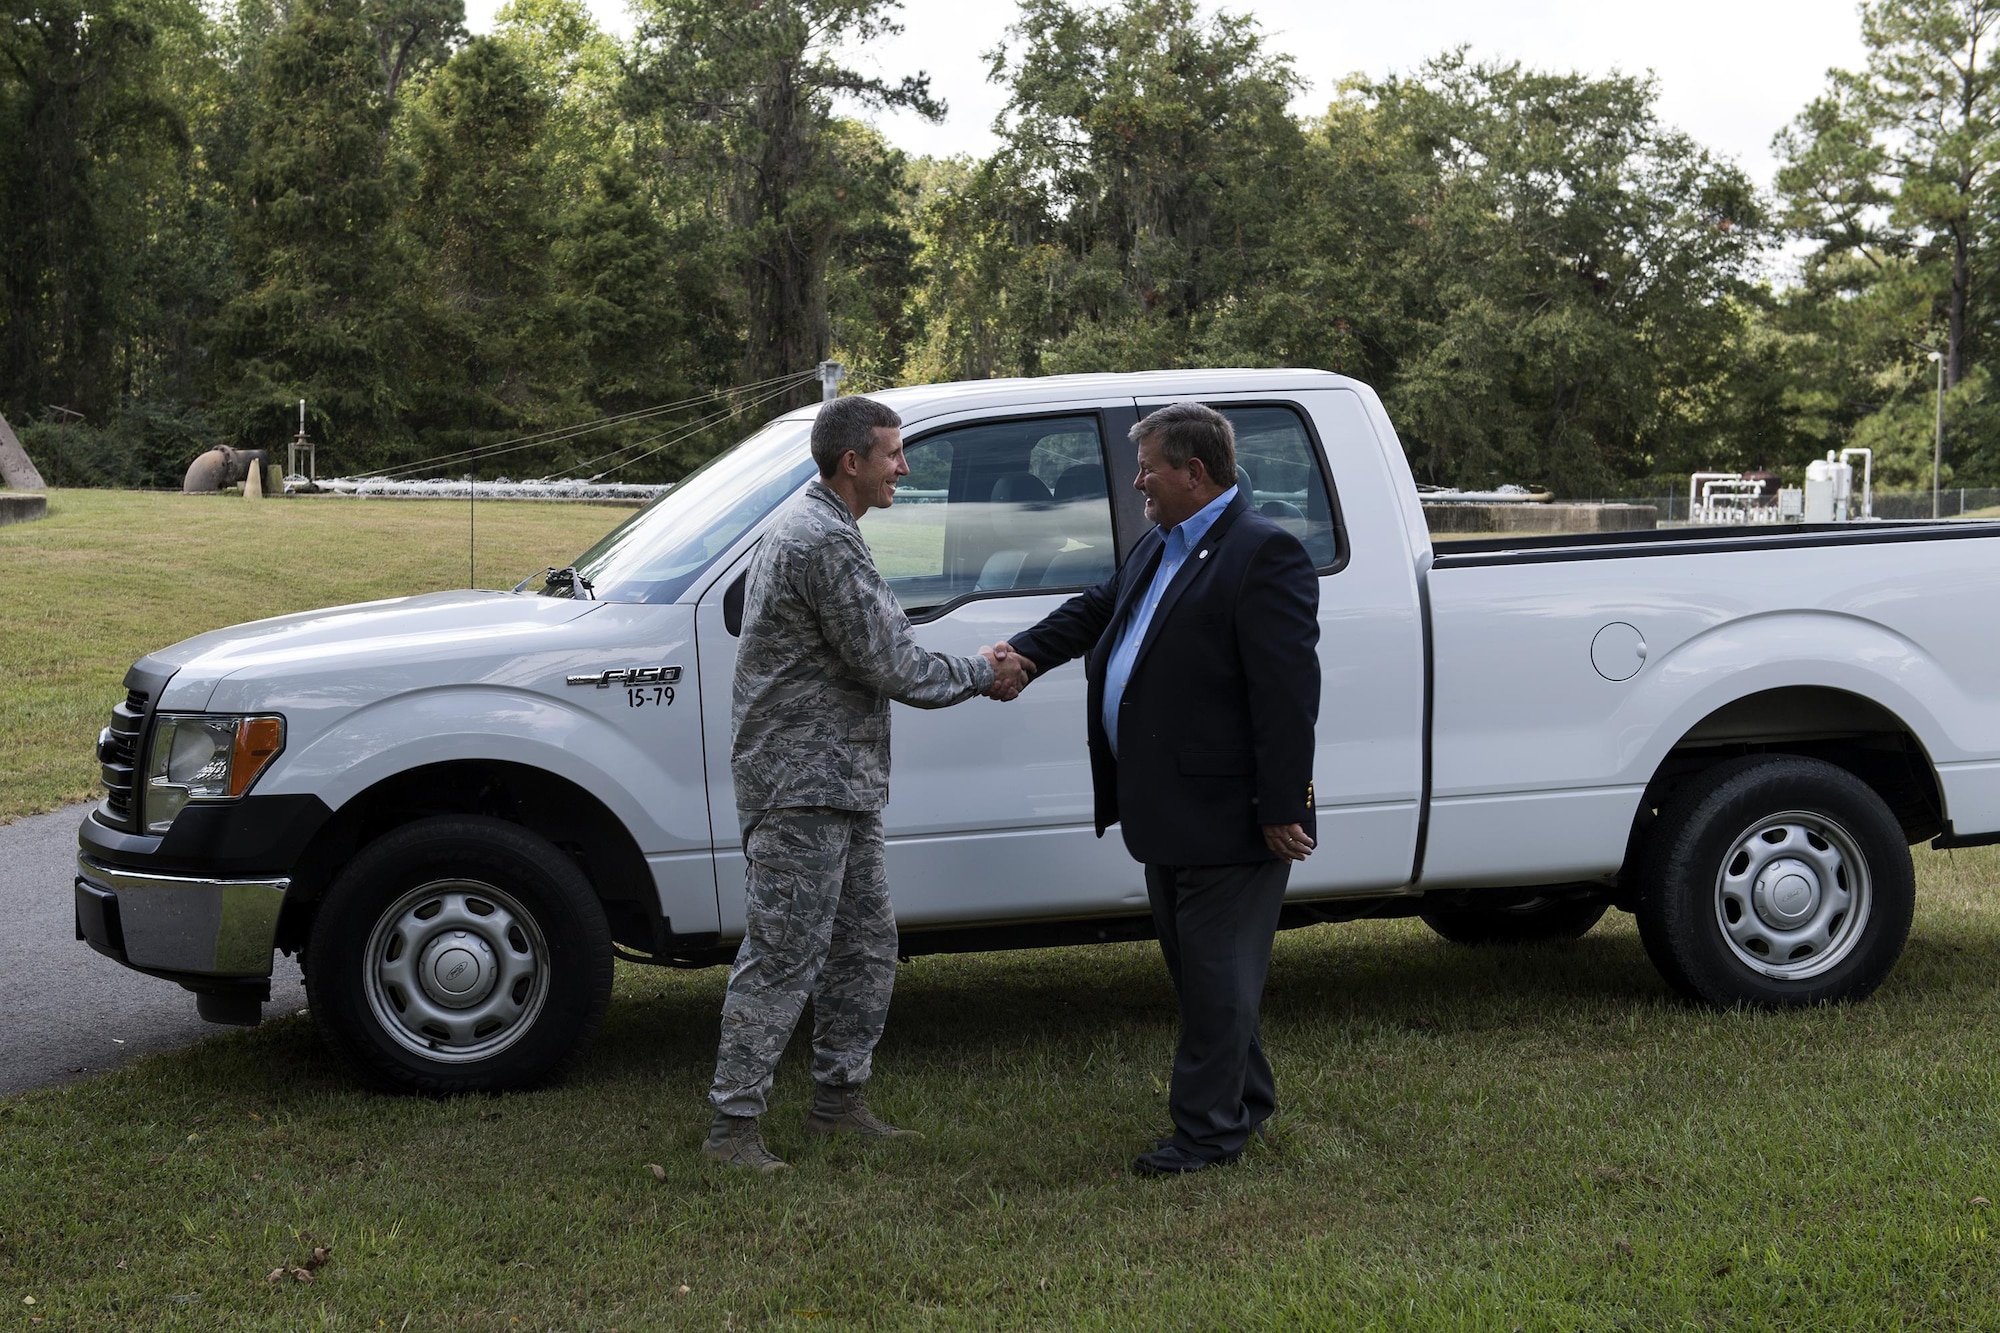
[1261,822,1315,862]
[980,644,1032,701]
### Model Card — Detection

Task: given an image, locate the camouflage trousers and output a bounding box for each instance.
[707,806,898,1118]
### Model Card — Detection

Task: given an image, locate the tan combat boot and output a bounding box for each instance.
[803,1085,923,1141]
[702,1112,790,1174]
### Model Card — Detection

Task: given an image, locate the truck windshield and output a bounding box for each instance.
[559,418,816,604]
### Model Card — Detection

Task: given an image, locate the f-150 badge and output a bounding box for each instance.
[569,665,683,709]
[566,666,682,688]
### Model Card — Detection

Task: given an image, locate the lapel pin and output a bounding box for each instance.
[1198,550,1209,560]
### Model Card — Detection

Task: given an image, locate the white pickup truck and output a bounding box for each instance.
[75,370,2000,1092]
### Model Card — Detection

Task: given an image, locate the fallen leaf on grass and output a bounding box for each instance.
[647,1163,667,1181]
[674,1285,690,1298]
[115,1260,127,1272]
[477,1110,502,1121]
[1612,1239,1634,1258]
[306,1247,332,1270]
[290,1268,314,1284]
[265,1269,287,1285]
[22,1296,35,1305]
[1973,1196,1992,1208]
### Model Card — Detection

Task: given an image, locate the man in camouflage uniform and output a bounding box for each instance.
[704,394,1028,1174]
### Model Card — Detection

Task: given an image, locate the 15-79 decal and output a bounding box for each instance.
[567,665,682,708]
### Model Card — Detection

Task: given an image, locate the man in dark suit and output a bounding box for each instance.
[998,401,1320,1177]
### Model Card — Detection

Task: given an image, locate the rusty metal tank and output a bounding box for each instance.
[183,446,269,493]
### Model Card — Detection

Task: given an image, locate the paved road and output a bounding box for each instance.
[0,802,305,1097]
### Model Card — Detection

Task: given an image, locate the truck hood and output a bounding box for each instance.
[142,591,604,711]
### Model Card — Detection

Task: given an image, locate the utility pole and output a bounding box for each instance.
[1928,350,1945,519]
[817,360,845,402]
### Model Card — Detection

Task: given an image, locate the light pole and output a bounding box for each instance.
[1928,349,1945,519]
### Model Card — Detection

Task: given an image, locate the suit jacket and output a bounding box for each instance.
[1009,492,1321,866]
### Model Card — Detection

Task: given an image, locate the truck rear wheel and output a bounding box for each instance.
[1418,891,1608,945]
[305,815,613,1094]
[1635,755,1913,1007]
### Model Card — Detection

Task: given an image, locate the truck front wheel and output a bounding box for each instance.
[305,815,614,1093]
[1635,755,1913,1007]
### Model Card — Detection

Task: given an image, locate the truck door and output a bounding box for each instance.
[1135,390,1426,894]
[696,406,1150,937]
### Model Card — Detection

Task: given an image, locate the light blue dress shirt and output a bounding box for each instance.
[1100,486,1238,754]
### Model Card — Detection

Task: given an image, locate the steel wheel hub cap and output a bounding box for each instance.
[420,931,498,1008]
[363,879,551,1063]
[1715,811,1871,981]
[1752,858,1820,928]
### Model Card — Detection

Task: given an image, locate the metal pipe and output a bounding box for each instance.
[1699,479,1764,524]
[1689,472,1739,520]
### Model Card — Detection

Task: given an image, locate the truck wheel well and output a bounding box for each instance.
[1619,687,1944,900]
[277,761,659,957]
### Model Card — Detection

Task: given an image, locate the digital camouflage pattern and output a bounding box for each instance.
[709,806,896,1117]
[730,478,994,813]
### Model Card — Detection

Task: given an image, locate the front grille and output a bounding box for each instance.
[99,687,150,830]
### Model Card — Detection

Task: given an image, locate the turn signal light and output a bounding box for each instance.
[228,716,286,797]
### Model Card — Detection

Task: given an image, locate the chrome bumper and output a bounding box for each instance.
[75,853,288,977]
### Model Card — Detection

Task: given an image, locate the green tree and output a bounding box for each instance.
[401,36,574,462]
[0,0,197,425]
[624,0,941,409]
[1283,57,1763,493]
[1775,0,2000,477]
[212,0,413,461]
[931,0,1306,376]
[365,0,465,101]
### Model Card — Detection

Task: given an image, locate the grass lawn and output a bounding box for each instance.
[0,490,631,822]
[6,846,2000,1329]
[10,488,2000,1327]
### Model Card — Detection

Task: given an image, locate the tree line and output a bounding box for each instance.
[0,0,1992,494]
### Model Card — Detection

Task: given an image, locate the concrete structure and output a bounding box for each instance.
[0,411,45,491]
[1423,502,1657,535]
[0,493,47,525]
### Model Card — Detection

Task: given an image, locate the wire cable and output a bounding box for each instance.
[537,375,821,482]
[356,369,815,480]
[591,379,814,481]
[352,370,819,480]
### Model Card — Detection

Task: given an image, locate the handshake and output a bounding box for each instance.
[977,641,1035,702]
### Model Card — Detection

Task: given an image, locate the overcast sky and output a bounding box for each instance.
[464,0,1871,193]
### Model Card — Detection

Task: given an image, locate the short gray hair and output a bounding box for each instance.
[1132,401,1235,486]
[812,395,901,476]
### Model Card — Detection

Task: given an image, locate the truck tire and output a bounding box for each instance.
[1635,755,1913,1007]
[305,815,614,1094]
[1419,892,1609,945]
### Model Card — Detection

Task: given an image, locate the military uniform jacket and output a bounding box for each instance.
[732,478,995,813]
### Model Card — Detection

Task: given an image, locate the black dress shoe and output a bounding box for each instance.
[1132,1142,1241,1177]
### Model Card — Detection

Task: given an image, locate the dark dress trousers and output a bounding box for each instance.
[1009,492,1321,1160]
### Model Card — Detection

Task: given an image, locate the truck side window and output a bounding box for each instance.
[1214,405,1341,569]
[861,414,1115,617]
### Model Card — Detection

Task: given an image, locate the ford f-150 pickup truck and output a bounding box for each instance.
[74,369,2000,1092]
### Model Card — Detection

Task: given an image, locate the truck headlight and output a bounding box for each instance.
[144,715,286,834]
